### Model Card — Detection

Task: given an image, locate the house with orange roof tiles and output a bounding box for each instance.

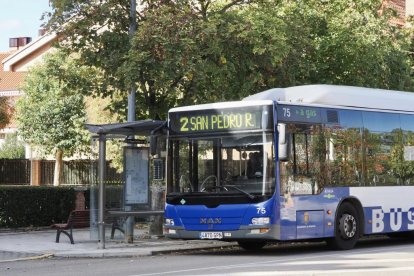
[0,33,57,154]
[0,52,26,141]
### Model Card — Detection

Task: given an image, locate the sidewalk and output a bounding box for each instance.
[0,227,237,262]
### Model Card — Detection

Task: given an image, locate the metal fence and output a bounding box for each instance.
[0,159,30,185]
[0,159,124,185]
[40,160,124,185]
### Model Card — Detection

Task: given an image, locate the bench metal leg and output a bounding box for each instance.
[56,230,61,243]
[111,225,116,239]
[111,224,125,239]
[56,229,74,244]
[69,228,74,244]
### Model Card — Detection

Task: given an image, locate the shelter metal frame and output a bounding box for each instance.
[85,120,166,249]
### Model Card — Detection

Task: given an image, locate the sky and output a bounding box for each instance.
[0,0,51,52]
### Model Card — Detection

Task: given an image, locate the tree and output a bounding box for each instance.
[122,0,414,116]
[16,51,98,186]
[306,0,413,90]
[0,133,25,159]
[44,0,414,121]
[0,96,12,129]
[45,0,259,119]
[122,3,289,118]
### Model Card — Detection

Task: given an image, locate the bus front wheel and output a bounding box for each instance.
[328,202,360,250]
[237,241,267,251]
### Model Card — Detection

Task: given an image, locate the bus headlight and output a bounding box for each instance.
[165,218,175,226]
[251,217,270,225]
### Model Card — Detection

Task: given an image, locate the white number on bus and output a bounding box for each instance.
[283,108,291,118]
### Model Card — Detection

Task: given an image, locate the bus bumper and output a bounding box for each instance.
[164,224,280,241]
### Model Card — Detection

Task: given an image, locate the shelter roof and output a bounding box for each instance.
[85,120,167,137]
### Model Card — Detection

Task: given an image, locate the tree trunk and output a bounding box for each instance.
[53,149,63,186]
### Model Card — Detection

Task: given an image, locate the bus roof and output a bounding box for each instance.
[243,84,414,112]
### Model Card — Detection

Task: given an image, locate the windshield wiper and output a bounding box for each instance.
[169,185,256,200]
[167,190,196,201]
[221,185,256,200]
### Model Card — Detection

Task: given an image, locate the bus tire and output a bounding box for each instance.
[237,241,267,251]
[328,202,360,250]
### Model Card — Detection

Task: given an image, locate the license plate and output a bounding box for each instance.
[200,232,223,239]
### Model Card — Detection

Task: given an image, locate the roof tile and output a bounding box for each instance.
[0,51,26,91]
[0,71,26,91]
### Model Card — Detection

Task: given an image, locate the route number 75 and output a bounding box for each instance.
[257,207,266,215]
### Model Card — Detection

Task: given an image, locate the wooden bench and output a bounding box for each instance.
[52,210,90,244]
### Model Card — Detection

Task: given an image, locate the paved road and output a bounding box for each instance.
[2,236,414,276]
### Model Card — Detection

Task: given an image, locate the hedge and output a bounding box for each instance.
[0,186,76,228]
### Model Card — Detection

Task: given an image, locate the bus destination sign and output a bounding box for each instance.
[278,105,321,123]
[170,109,262,134]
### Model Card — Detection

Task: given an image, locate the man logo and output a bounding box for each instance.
[200,218,222,230]
[200,218,222,224]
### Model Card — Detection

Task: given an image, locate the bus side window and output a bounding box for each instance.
[328,127,363,186]
[401,114,414,186]
[362,112,400,186]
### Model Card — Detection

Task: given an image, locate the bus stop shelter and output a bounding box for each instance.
[85,120,166,249]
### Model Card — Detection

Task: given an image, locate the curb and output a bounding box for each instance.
[50,243,238,259]
[0,253,53,263]
[150,243,238,256]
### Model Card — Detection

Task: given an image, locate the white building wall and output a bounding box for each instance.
[407,0,414,16]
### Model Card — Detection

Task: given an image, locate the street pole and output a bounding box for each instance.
[125,0,137,244]
[128,0,137,122]
[98,134,106,249]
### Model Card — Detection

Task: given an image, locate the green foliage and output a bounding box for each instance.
[121,2,299,117]
[0,133,25,159]
[46,0,131,116]
[0,97,11,129]
[16,51,93,158]
[0,186,75,228]
[45,0,414,121]
[306,0,413,90]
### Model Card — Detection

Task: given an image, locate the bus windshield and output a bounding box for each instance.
[168,133,275,196]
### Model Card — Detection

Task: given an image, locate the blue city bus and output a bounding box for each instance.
[163,85,414,250]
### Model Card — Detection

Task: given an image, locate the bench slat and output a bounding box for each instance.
[70,210,90,228]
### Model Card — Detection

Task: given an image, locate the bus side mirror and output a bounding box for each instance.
[278,123,288,161]
[150,135,157,156]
